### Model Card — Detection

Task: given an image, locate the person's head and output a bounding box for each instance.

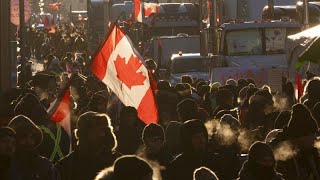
[216,114,241,145]
[119,106,140,128]
[8,115,43,152]
[157,80,171,90]
[76,112,117,152]
[30,73,57,100]
[177,98,198,122]
[181,75,193,85]
[142,123,165,154]
[14,93,50,125]
[193,166,219,180]
[196,81,207,92]
[305,78,320,99]
[287,103,318,138]
[180,119,208,154]
[237,78,249,90]
[216,89,234,107]
[145,59,157,70]
[95,155,153,180]
[226,79,237,86]
[0,127,16,158]
[247,142,276,179]
[87,92,109,113]
[210,82,221,96]
[250,89,274,114]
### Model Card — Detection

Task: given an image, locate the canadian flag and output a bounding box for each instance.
[134,0,143,22]
[91,24,158,124]
[144,2,159,18]
[47,85,71,136]
[134,0,159,22]
[48,2,61,10]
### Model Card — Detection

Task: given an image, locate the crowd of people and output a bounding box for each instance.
[1,24,320,180]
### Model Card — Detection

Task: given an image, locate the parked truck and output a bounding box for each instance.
[209,20,301,89]
[144,34,200,69]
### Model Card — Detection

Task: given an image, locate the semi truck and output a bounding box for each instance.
[209,20,301,89]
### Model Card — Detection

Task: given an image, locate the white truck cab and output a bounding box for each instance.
[210,20,301,89]
[167,53,211,85]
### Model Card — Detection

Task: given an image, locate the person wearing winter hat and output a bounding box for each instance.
[0,127,16,180]
[8,115,58,180]
[210,114,242,180]
[238,142,283,180]
[140,123,169,166]
[95,155,153,180]
[167,119,222,180]
[177,98,210,123]
[56,112,120,180]
[272,104,320,180]
[193,166,219,180]
[14,93,70,162]
[244,89,275,131]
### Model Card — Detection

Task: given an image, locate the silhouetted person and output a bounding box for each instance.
[8,115,58,180]
[273,104,320,179]
[303,78,320,109]
[56,112,120,180]
[116,107,145,155]
[167,119,222,180]
[238,142,282,180]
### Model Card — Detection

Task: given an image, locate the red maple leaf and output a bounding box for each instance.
[114,54,146,89]
[144,7,153,17]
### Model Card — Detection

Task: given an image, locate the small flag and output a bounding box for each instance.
[48,2,61,10]
[134,0,143,22]
[91,23,158,124]
[47,82,72,136]
[144,3,159,18]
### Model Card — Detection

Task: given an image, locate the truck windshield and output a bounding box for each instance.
[226,29,263,56]
[172,58,210,73]
[265,28,286,54]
